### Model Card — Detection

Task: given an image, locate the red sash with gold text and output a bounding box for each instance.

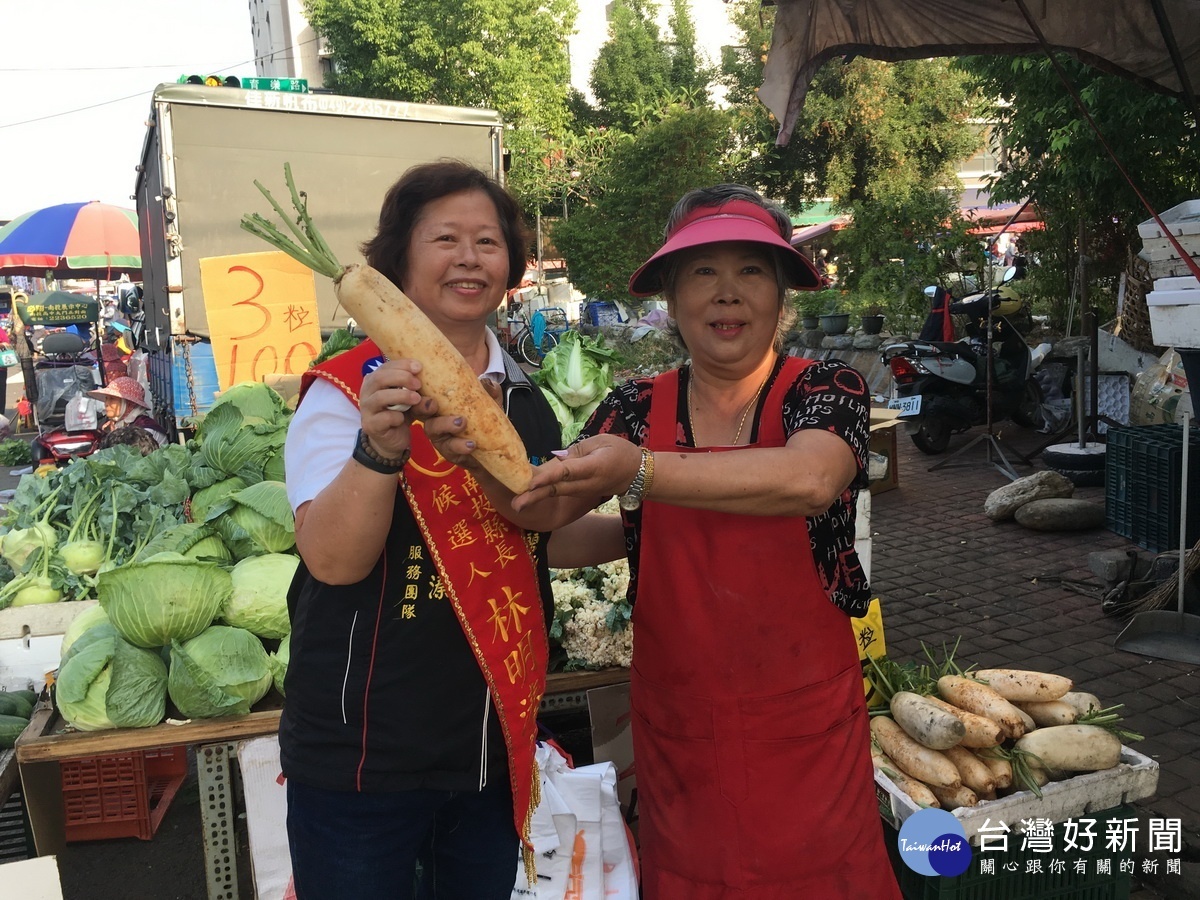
[302,342,548,879]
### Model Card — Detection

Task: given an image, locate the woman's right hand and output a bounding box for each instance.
[359,358,430,458]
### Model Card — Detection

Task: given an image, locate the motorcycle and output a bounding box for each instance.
[28,330,105,465]
[880,266,1047,455]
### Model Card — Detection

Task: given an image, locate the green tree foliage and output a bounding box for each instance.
[956,54,1200,330]
[303,0,576,221]
[666,0,715,99]
[551,106,735,300]
[719,1,982,303]
[589,0,675,131]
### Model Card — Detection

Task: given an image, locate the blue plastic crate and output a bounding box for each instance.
[584,300,622,327]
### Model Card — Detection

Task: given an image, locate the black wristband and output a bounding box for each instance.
[352,429,410,475]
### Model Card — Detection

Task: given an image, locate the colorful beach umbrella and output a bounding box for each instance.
[0,201,141,278]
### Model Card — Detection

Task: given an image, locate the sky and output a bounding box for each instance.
[0,0,258,220]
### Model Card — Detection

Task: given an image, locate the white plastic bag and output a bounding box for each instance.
[512,742,638,900]
[64,395,101,432]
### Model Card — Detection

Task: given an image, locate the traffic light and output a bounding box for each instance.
[179,74,242,87]
[177,75,308,93]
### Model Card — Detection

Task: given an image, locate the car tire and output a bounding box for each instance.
[1042,441,1106,486]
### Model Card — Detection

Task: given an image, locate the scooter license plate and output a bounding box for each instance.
[888,395,922,417]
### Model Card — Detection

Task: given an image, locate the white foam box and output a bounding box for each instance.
[0,601,96,693]
[1140,233,1200,260]
[876,746,1159,845]
[1138,199,1200,240]
[1146,287,1200,348]
[237,735,292,900]
[1156,276,1200,292]
[1146,256,1200,279]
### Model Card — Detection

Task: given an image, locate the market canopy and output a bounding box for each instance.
[0,201,141,279]
[759,0,1200,144]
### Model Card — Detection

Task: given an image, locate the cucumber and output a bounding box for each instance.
[0,693,33,719]
[0,714,30,748]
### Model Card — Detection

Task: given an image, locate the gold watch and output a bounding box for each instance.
[618,448,655,511]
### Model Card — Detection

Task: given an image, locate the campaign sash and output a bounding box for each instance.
[305,343,547,880]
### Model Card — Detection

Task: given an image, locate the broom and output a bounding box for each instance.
[1111,535,1200,618]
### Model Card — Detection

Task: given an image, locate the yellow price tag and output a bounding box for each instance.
[198,251,323,391]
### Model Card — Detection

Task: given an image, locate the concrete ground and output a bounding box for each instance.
[871,420,1200,899]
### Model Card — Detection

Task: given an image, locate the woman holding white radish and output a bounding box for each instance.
[281,161,604,900]
[498,186,901,898]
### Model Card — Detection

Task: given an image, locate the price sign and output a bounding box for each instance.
[198,251,322,391]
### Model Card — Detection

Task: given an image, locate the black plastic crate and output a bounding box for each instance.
[0,785,33,863]
[1105,425,1200,553]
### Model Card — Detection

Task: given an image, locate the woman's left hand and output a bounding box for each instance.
[511,435,641,512]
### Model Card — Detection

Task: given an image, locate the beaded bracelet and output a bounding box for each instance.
[352,429,410,475]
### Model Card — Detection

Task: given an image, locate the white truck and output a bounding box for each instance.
[134,82,504,435]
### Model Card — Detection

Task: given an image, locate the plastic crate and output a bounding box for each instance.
[584,300,622,327]
[1105,425,1200,552]
[0,785,32,863]
[60,746,188,842]
[884,805,1135,900]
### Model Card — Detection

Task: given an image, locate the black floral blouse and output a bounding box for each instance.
[579,356,873,617]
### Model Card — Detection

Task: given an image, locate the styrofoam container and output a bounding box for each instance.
[1147,256,1200,279]
[1149,302,1200,348]
[876,745,1159,845]
[1140,234,1200,260]
[1147,289,1200,306]
[1138,198,1200,239]
[0,600,96,692]
[1156,276,1200,292]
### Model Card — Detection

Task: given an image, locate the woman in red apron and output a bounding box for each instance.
[511,186,901,898]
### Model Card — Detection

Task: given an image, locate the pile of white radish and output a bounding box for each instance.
[869,665,1138,812]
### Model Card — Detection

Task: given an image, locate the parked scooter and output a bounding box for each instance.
[29,331,104,465]
[880,266,1047,454]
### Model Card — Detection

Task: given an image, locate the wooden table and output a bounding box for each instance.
[15,667,630,899]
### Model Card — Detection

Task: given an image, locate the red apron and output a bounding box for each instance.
[631,362,901,899]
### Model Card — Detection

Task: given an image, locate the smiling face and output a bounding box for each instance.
[401,189,510,333]
[666,241,784,372]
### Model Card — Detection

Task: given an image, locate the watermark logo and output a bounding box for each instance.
[897,808,973,877]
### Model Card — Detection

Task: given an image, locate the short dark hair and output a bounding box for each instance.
[360,160,529,293]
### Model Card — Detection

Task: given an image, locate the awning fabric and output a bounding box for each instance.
[759,0,1200,145]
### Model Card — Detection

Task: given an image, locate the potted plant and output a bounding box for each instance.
[818,296,850,335]
[860,304,885,336]
[798,293,822,330]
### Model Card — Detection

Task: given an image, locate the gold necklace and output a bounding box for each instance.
[687,367,771,446]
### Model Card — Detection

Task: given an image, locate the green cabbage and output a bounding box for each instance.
[221,554,298,639]
[188,477,247,526]
[207,382,291,425]
[55,624,168,731]
[98,552,232,648]
[210,481,295,558]
[137,523,231,564]
[60,604,111,657]
[168,626,273,718]
[270,633,290,697]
